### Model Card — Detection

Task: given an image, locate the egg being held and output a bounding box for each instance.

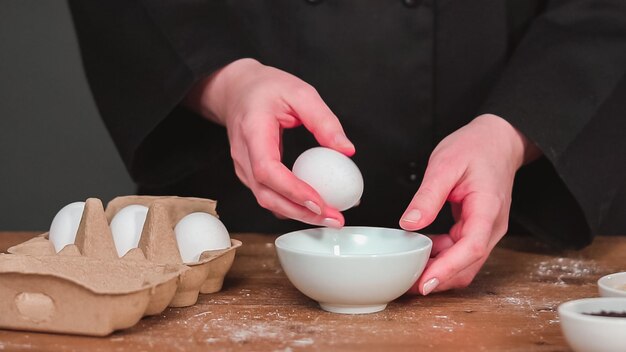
[174,212,231,263]
[110,204,149,257]
[49,201,86,252]
[292,147,364,211]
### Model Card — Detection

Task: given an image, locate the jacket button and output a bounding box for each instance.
[402,0,419,8]
[407,161,419,183]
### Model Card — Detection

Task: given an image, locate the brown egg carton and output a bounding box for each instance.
[0,196,242,336]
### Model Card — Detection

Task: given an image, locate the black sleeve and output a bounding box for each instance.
[480,0,626,246]
[68,0,252,186]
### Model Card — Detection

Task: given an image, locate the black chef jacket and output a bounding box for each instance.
[68,0,626,249]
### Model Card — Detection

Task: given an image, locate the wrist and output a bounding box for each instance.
[183,58,261,126]
[474,114,541,169]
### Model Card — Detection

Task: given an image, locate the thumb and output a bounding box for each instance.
[287,85,355,156]
[400,161,460,230]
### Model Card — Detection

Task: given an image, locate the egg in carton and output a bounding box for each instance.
[0,196,241,336]
[104,195,242,303]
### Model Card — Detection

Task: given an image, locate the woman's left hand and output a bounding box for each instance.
[399,114,541,295]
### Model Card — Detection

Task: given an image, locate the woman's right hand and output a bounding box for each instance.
[184,58,354,228]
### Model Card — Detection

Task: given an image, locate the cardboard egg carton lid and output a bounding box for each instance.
[1,196,242,336]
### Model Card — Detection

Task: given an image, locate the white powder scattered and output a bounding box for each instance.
[200,311,319,347]
[532,257,599,285]
[431,324,454,332]
[430,316,464,333]
[292,337,314,346]
[192,311,211,318]
[274,348,293,352]
[0,343,31,350]
[502,297,523,305]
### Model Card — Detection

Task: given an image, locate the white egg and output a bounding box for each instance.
[49,201,86,252]
[110,204,149,257]
[292,147,364,211]
[174,212,231,263]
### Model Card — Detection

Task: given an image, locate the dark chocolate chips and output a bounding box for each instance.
[583,310,626,318]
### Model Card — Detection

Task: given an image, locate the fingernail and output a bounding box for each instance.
[322,218,342,229]
[334,134,355,150]
[401,209,422,223]
[422,278,439,296]
[304,200,321,215]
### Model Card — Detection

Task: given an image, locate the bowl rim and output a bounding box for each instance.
[275,226,432,258]
[598,272,626,297]
[558,297,626,324]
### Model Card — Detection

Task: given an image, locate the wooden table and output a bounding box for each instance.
[0,232,624,351]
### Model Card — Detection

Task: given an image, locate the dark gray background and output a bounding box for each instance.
[0,1,134,230]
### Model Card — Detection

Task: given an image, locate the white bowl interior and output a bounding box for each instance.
[275,226,431,256]
[275,227,432,314]
[598,272,626,297]
[559,297,626,318]
[558,298,626,352]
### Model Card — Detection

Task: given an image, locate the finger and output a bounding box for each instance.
[415,197,499,295]
[232,159,250,188]
[431,257,486,292]
[230,142,252,188]
[399,160,464,231]
[252,184,344,228]
[451,202,462,222]
[406,222,467,294]
[235,137,345,225]
[432,218,506,293]
[415,236,487,296]
[406,235,454,295]
[242,116,332,216]
[407,257,484,295]
[272,212,288,220]
[455,192,505,244]
[285,85,355,156]
[428,234,455,257]
[278,127,284,157]
[407,257,437,294]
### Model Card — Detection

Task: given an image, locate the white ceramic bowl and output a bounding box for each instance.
[598,272,626,297]
[275,226,432,314]
[558,297,626,352]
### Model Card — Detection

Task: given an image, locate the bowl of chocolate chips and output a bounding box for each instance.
[558,297,626,352]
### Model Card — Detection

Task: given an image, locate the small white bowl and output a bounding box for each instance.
[558,297,626,352]
[275,226,432,314]
[598,272,626,297]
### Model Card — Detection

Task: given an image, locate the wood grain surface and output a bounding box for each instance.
[0,232,624,351]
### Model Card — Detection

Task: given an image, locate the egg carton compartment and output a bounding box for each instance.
[1,196,242,336]
[0,255,185,336]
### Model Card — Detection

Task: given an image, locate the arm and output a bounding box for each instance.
[68,0,250,185]
[481,0,626,238]
[183,58,355,227]
[402,0,626,294]
[401,113,540,294]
